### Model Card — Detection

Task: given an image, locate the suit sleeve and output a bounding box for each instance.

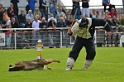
[71,21,80,35]
[92,18,111,32]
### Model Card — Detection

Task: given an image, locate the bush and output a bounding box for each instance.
[119,17,124,29]
[120,17,124,25]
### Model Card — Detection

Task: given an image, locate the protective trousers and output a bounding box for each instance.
[68,36,96,61]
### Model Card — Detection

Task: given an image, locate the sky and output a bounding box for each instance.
[61,0,123,9]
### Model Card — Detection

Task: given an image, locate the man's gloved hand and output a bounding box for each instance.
[68,29,73,36]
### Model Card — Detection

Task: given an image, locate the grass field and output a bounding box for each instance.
[0,47,124,82]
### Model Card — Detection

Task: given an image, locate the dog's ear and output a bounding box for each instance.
[9,65,12,67]
[9,65,13,71]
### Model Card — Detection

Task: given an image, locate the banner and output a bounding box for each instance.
[0,33,5,46]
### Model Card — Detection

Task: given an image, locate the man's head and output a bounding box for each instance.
[111,7,115,12]
[58,6,62,12]
[42,17,46,22]
[28,10,32,14]
[21,10,25,15]
[50,13,54,17]
[27,17,31,23]
[0,3,3,9]
[79,18,89,28]
[60,17,64,23]
[10,3,13,8]
[34,15,38,21]
[11,17,16,23]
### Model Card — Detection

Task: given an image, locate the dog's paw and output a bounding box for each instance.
[57,60,60,63]
[47,67,52,70]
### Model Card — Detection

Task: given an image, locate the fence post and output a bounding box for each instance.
[60,29,63,48]
[14,30,17,49]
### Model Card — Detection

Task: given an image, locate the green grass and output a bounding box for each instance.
[0,47,124,82]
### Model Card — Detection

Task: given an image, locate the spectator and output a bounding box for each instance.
[1,12,8,32]
[90,9,97,18]
[25,3,30,14]
[60,13,66,22]
[6,19,12,48]
[56,17,66,48]
[3,11,10,20]
[96,10,102,18]
[39,0,47,19]
[50,1,57,17]
[11,17,19,28]
[112,16,120,26]
[106,15,113,26]
[57,17,66,27]
[2,13,12,48]
[32,15,41,46]
[18,10,26,28]
[7,3,16,18]
[26,10,34,21]
[48,13,57,23]
[11,0,19,16]
[34,7,42,20]
[25,17,32,29]
[48,17,56,48]
[121,14,124,18]
[104,10,109,19]
[82,0,90,17]
[27,0,37,13]
[108,4,116,12]
[71,0,81,20]
[56,6,66,22]
[0,4,5,22]
[24,17,32,41]
[100,11,105,19]
[40,17,47,28]
[102,0,110,12]
[108,7,117,18]
[66,17,74,27]
[39,17,47,46]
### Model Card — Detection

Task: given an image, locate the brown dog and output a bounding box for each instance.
[9,59,60,71]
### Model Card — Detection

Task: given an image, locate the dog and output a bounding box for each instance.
[9,59,60,71]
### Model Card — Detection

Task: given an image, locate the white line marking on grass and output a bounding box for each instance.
[95,62,114,64]
[78,61,114,64]
[95,62,124,65]
[77,61,124,65]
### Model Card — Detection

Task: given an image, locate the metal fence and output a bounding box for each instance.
[0,27,124,49]
[95,26,124,47]
[0,28,72,49]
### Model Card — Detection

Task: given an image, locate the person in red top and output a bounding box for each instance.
[108,7,117,18]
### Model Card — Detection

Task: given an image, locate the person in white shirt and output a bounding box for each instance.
[32,15,41,46]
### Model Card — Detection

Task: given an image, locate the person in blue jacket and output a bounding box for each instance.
[27,0,37,13]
